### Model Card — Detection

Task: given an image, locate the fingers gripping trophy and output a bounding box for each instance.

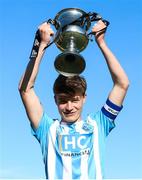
[45,8,109,76]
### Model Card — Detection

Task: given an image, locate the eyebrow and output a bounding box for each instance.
[56,95,81,102]
[72,96,80,100]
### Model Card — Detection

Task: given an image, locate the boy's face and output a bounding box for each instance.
[55,93,86,123]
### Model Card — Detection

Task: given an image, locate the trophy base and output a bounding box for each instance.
[54,51,86,76]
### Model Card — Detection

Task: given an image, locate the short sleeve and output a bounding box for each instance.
[89,99,123,137]
[30,112,53,162]
[89,111,115,137]
[31,112,53,143]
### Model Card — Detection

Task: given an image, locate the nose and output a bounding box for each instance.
[66,101,73,111]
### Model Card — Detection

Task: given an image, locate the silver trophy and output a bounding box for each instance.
[47,8,109,76]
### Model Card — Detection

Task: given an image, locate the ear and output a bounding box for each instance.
[54,95,57,104]
[83,94,87,104]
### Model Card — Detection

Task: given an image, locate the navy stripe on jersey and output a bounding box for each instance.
[101,99,123,120]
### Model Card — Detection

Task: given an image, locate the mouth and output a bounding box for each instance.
[63,111,76,116]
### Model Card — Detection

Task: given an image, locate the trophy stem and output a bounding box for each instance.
[66,37,77,53]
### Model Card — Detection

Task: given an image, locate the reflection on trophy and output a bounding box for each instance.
[47,8,109,76]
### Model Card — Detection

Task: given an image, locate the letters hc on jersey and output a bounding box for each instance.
[57,133,93,152]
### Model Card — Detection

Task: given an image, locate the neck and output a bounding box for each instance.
[61,117,82,125]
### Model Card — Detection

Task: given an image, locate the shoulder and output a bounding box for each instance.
[31,112,59,137]
[87,111,115,136]
[88,98,123,122]
[86,99,123,136]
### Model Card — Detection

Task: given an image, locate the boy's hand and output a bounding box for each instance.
[92,20,107,45]
[38,22,54,46]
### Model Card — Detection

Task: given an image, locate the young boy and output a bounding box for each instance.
[19,20,129,179]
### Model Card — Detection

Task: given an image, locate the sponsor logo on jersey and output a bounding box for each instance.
[57,133,93,154]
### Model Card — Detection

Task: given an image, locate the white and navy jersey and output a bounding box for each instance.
[31,99,123,180]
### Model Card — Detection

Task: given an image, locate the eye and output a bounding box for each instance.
[72,98,80,103]
[57,97,69,104]
[73,99,79,102]
[58,99,67,104]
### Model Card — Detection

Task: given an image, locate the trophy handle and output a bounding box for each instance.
[88,12,102,22]
[87,12,110,38]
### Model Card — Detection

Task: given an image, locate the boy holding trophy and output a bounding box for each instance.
[19,15,129,179]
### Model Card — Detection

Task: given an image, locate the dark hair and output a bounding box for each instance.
[53,75,87,96]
